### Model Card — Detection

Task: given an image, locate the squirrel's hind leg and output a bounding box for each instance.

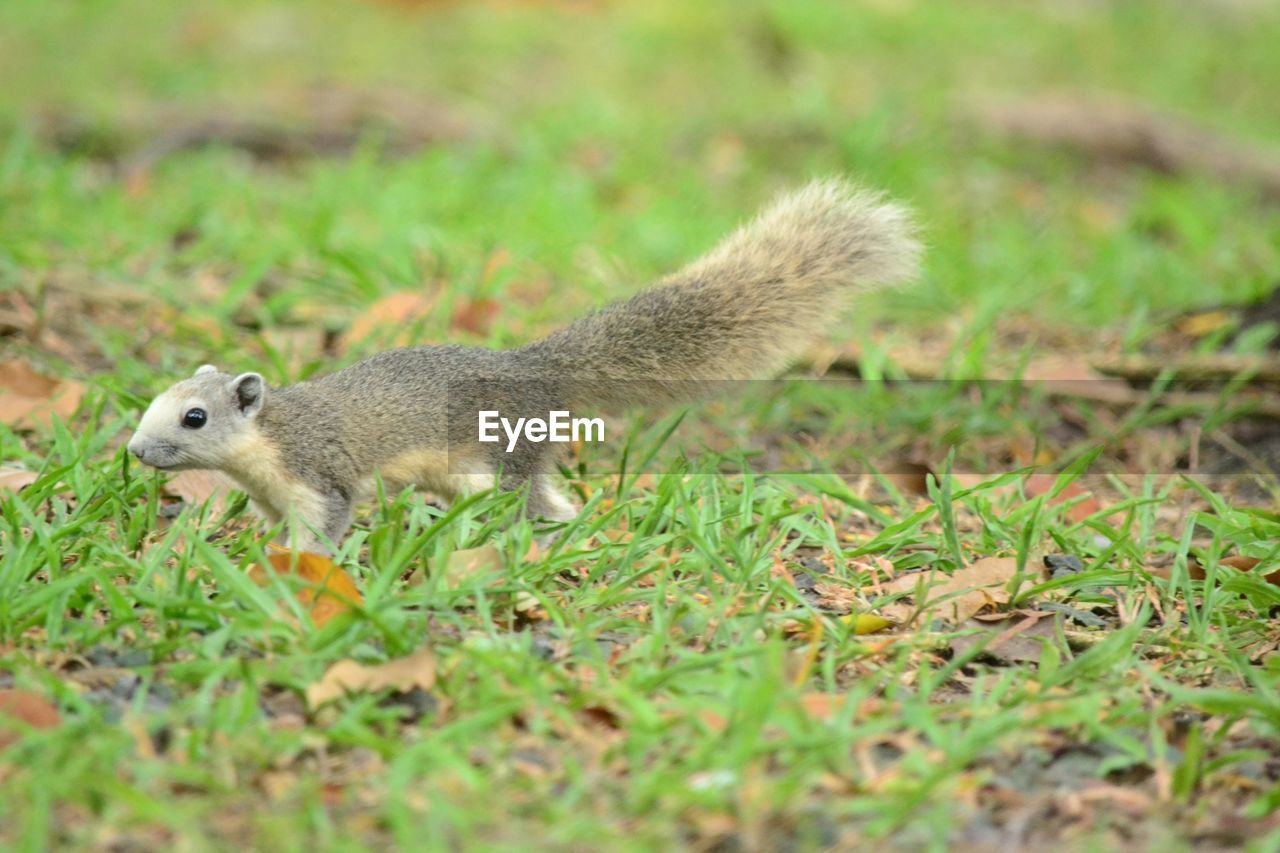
[525,475,578,523]
[449,446,577,524]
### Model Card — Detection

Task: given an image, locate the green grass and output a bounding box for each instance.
[2,0,1280,848]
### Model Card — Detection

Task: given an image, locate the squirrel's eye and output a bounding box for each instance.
[182,408,208,429]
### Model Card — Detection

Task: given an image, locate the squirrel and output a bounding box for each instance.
[127,179,920,551]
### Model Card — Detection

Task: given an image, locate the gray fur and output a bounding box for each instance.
[128,179,920,549]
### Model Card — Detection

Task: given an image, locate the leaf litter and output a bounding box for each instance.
[0,468,39,493]
[337,290,440,355]
[870,556,1022,627]
[0,688,61,749]
[306,647,437,710]
[0,359,85,430]
[249,551,364,628]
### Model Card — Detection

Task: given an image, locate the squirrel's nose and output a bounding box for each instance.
[128,443,146,462]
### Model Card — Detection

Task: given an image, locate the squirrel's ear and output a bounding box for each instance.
[230,372,266,417]
[195,364,217,376]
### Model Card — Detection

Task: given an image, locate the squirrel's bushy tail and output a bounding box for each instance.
[517,179,920,407]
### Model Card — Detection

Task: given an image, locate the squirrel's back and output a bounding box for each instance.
[518,179,919,405]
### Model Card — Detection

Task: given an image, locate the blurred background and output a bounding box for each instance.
[1,0,1278,471]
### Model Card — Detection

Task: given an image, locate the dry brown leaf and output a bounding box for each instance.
[164,470,232,514]
[121,715,157,759]
[874,557,1021,627]
[1075,783,1155,815]
[0,467,38,493]
[798,693,845,722]
[257,769,300,802]
[880,460,931,497]
[449,297,500,337]
[249,551,363,627]
[0,360,85,429]
[576,705,621,731]
[948,613,1058,664]
[338,291,439,354]
[1090,352,1280,383]
[306,647,437,709]
[435,543,505,588]
[1019,356,1134,414]
[796,693,884,724]
[0,688,61,749]
[1179,553,1280,587]
[255,326,326,373]
[1220,555,1266,572]
[1019,355,1109,383]
[1024,475,1103,523]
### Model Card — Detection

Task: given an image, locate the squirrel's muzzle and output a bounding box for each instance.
[127,436,172,468]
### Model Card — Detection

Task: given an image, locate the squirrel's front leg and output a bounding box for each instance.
[316,493,355,551]
[284,492,354,553]
[253,491,353,554]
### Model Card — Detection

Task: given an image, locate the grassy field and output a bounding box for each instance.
[2,0,1280,848]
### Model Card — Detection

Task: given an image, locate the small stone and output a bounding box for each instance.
[386,687,437,721]
[530,636,557,661]
[110,674,142,699]
[1037,602,1106,627]
[117,649,151,669]
[1043,554,1085,578]
[85,647,122,668]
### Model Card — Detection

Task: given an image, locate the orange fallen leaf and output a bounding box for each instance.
[250,551,363,627]
[798,693,844,722]
[796,692,884,723]
[306,647,437,709]
[0,688,60,749]
[0,360,85,429]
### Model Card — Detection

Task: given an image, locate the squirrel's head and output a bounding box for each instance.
[128,365,267,471]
